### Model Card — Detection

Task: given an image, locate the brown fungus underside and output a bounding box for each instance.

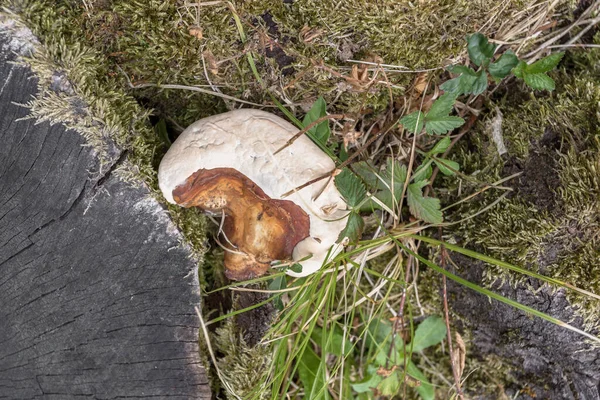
[172,167,310,280]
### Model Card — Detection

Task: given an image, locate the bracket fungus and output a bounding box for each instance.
[158,109,349,280]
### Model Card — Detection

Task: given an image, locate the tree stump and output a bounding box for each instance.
[0,32,210,399]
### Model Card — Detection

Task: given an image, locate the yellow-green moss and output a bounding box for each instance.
[446,42,600,329]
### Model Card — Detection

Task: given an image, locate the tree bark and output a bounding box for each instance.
[0,34,210,399]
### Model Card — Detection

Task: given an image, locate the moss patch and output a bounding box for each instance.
[446,40,600,329]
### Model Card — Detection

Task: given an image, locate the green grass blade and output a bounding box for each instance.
[398,242,600,344]
[408,234,600,301]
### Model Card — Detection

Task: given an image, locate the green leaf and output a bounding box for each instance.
[467,33,497,67]
[447,64,475,75]
[409,316,447,352]
[154,119,171,146]
[512,60,527,79]
[335,168,367,208]
[423,94,464,135]
[425,93,456,118]
[433,158,460,176]
[312,326,353,358]
[298,345,330,399]
[337,212,364,243]
[488,50,519,79]
[511,53,563,92]
[412,161,432,182]
[302,97,330,145]
[289,263,303,274]
[527,52,565,74]
[355,160,408,212]
[400,111,425,134]
[524,73,556,91]
[407,360,435,400]
[424,116,465,135]
[352,365,382,393]
[268,275,287,311]
[352,161,382,190]
[471,71,488,95]
[377,371,401,397]
[406,181,442,224]
[429,137,451,154]
[441,66,476,95]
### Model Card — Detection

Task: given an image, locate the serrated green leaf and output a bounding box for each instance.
[471,70,488,95]
[377,372,401,397]
[302,97,330,145]
[488,50,519,79]
[412,161,433,182]
[434,158,460,176]
[337,212,364,243]
[447,64,477,75]
[400,111,424,134]
[524,73,556,91]
[381,159,408,195]
[355,160,408,212]
[424,116,465,135]
[422,94,464,134]
[425,93,457,118]
[512,60,527,79]
[352,161,382,190]
[527,52,564,74]
[429,137,451,154]
[335,168,367,208]
[440,65,480,96]
[406,181,443,224]
[409,316,447,352]
[467,33,497,67]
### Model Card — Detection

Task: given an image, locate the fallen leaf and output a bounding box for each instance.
[376,365,398,378]
[188,26,203,40]
[413,72,428,96]
[203,50,218,75]
[452,331,466,380]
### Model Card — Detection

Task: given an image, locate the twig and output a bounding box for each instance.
[280,114,398,198]
[274,114,347,155]
[129,82,275,108]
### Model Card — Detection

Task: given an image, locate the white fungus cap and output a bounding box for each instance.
[158,109,349,277]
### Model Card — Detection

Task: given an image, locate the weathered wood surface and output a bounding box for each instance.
[0,34,210,399]
[448,254,600,400]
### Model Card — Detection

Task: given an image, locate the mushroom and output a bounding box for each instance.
[158,109,349,280]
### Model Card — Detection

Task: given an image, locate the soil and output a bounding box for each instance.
[502,127,564,214]
[258,12,296,76]
[235,290,276,346]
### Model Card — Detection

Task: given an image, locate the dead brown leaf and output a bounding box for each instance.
[203,50,218,75]
[376,365,398,377]
[188,26,203,40]
[413,72,428,96]
[452,331,466,381]
[300,25,324,43]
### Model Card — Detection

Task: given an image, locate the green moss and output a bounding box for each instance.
[446,45,600,328]
[213,317,272,399]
